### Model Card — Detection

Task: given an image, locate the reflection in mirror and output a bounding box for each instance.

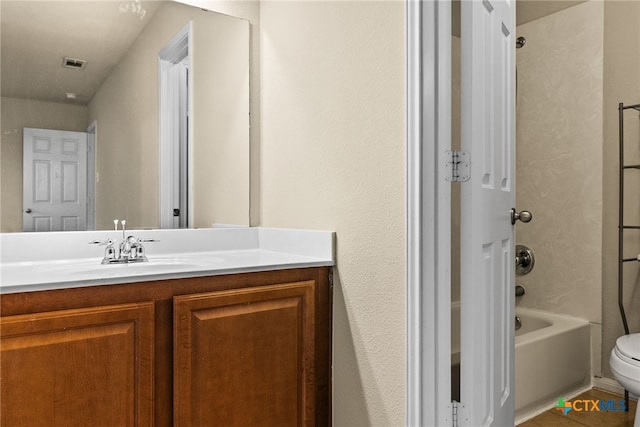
[1,1,250,232]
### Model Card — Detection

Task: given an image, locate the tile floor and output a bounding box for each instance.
[519,388,637,427]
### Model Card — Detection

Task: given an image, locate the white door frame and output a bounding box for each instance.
[407,0,516,425]
[406,0,452,425]
[86,120,97,230]
[158,22,193,229]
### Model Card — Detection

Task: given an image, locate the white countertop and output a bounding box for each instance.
[0,227,334,294]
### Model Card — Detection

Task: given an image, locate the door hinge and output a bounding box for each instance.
[449,400,467,427]
[451,401,459,427]
[445,150,470,182]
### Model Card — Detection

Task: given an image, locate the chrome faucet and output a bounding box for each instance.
[89,220,158,264]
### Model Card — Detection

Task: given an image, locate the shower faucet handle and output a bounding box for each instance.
[515,245,535,275]
[511,208,533,225]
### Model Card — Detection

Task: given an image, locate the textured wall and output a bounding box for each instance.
[601,0,640,380]
[0,97,88,232]
[259,2,405,424]
[515,1,603,326]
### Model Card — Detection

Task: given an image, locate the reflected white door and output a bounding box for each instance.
[459,0,516,425]
[23,128,88,232]
[159,23,191,229]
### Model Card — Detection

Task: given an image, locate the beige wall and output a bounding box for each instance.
[192,13,249,227]
[260,1,405,424]
[602,0,640,380]
[180,0,261,226]
[0,97,88,232]
[515,1,603,324]
[88,1,249,230]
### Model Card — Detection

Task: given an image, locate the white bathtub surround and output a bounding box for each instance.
[0,227,334,293]
[451,303,591,424]
[515,0,603,326]
[514,307,591,422]
[515,0,613,406]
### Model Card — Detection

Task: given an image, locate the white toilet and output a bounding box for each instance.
[609,333,640,427]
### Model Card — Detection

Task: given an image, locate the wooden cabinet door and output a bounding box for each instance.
[0,302,154,426]
[174,281,316,427]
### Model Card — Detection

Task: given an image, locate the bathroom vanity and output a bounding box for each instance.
[0,228,334,426]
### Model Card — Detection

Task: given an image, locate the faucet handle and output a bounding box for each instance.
[123,236,159,247]
[125,237,158,262]
[127,237,155,262]
[89,239,117,264]
[89,238,114,246]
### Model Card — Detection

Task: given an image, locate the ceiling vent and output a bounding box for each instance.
[62,57,87,70]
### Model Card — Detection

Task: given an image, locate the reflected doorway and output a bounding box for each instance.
[159,23,192,229]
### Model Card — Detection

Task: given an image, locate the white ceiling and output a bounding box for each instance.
[2,0,587,106]
[516,0,586,25]
[452,0,587,38]
[1,1,161,105]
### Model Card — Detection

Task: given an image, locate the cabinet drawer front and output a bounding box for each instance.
[1,302,155,427]
[174,281,316,427]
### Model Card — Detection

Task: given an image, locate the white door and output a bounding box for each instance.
[459,0,516,425]
[23,128,88,232]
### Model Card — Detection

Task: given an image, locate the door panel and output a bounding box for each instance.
[174,281,316,427]
[460,0,515,425]
[0,302,155,426]
[61,161,80,202]
[34,160,52,202]
[23,128,88,231]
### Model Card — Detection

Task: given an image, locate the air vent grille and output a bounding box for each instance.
[62,57,87,70]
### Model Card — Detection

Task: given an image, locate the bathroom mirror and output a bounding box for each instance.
[1,0,250,232]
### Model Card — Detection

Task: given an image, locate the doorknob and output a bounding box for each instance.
[511,208,532,225]
[25,208,32,214]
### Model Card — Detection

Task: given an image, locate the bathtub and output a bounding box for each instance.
[451,302,591,423]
